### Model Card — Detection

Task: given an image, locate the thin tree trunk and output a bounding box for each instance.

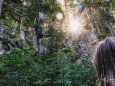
[0,0,4,16]
[103,20,114,36]
[19,18,25,40]
[32,18,39,51]
[94,21,101,34]
[85,8,95,32]
[108,22,114,36]
[32,17,44,54]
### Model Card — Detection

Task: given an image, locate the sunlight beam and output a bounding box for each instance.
[67,12,86,37]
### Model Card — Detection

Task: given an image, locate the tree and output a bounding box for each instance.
[0,0,4,16]
[0,0,63,53]
[83,0,115,39]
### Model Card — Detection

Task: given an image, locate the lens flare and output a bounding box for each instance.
[67,12,86,39]
[68,17,82,33]
[56,12,63,20]
[57,0,87,40]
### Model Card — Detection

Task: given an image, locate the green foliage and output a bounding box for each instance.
[1,0,61,27]
[55,49,97,86]
[73,59,97,86]
[0,13,15,28]
[44,27,65,53]
[0,48,97,86]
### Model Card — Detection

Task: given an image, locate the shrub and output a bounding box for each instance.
[54,48,97,86]
[0,48,97,86]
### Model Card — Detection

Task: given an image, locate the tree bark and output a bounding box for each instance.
[0,0,4,16]
[32,18,39,51]
[32,17,44,54]
[19,18,25,40]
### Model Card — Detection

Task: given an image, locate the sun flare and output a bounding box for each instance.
[56,0,87,39]
[67,12,86,37]
[68,18,82,32]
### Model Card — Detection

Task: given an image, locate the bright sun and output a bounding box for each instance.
[68,18,82,32]
[56,0,87,39]
[67,12,86,37]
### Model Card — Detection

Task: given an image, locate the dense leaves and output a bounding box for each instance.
[0,48,97,86]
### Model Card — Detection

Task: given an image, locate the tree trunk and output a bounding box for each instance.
[19,18,25,40]
[32,18,44,54]
[0,0,4,16]
[32,18,39,51]
[85,8,95,32]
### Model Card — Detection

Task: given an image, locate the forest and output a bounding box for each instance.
[0,0,115,86]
